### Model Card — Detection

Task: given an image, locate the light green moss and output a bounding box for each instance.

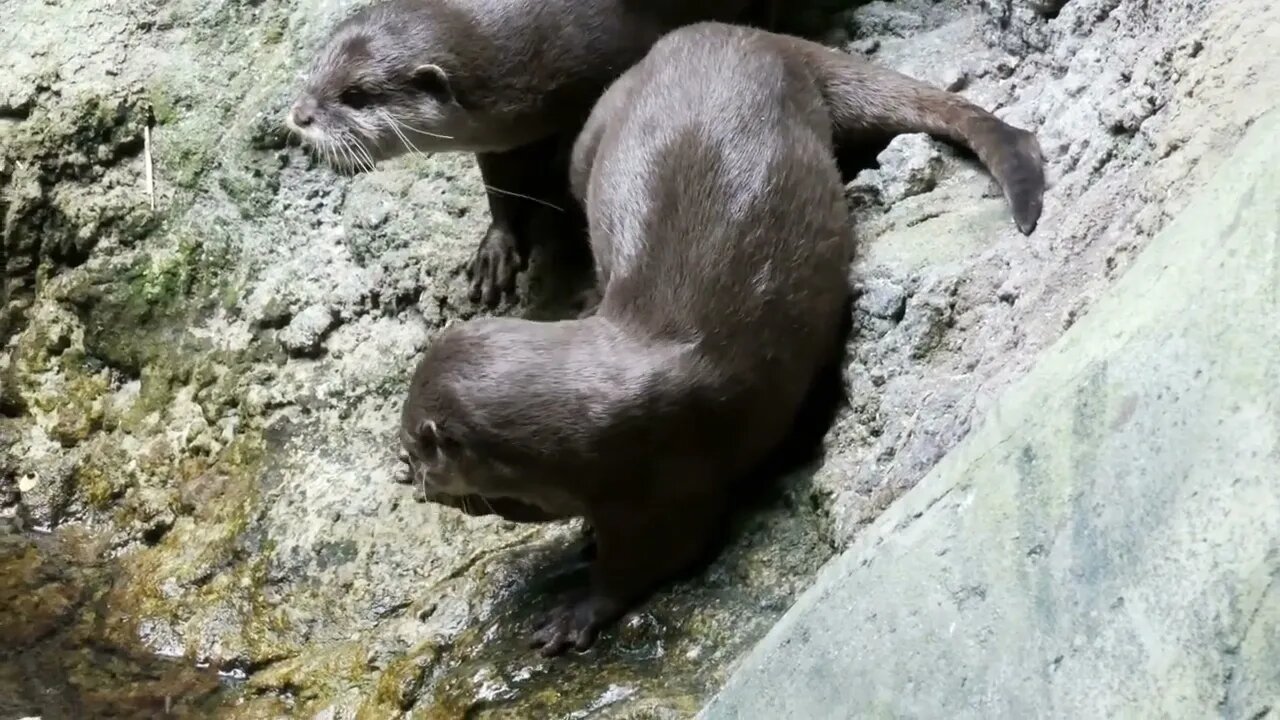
[165,138,216,190]
[147,87,180,126]
[245,641,370,710]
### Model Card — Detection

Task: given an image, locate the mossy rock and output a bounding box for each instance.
[66,233,229,375]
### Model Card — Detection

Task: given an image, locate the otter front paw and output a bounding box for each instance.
[467,223,525,307]
[530,594,621,657]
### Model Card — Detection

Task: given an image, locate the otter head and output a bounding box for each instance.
[398,416,474,496]
[286,2,492,172]
[397,321,523,499]
[399,316,606,510]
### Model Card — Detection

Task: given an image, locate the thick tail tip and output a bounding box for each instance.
[999,128,1046,236]
[1012,185,1044,235]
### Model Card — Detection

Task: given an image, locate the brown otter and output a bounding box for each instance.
[400,21,860,655]
[286,0,770,307]
[287,0,1044,307]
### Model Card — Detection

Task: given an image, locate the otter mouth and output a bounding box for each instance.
[286,124,450,177]
[283,113,386,175]
[397,448,467,501]
[288,130,382,176]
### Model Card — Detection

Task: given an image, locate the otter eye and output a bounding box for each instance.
[339,86,373,109]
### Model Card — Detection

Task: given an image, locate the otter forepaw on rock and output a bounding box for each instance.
[530,594,621,657]
[467,223,526,307]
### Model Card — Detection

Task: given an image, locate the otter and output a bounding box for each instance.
[287,0,1044,308]
[400,21,867,656]
[286,0,771,307]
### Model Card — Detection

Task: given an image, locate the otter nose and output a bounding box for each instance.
[289,98,317,128]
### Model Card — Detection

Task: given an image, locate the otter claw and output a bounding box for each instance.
[468,223,523,307]
[531,600,606,656]
[530,591,625,657]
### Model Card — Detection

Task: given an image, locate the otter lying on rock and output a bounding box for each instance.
[288,0,1044,307]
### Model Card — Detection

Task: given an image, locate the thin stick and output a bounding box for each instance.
[143,125,155,210]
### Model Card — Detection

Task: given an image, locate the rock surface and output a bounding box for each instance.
[1,0,1275,716]
[701,103,1280,719]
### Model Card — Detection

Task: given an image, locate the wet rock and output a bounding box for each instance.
[14,454,78,530]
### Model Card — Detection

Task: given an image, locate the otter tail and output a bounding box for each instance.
[782,35,1046,235]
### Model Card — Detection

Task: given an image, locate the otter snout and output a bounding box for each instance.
[287,97,319,130]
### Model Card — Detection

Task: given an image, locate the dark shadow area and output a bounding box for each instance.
[0,525,231,720]
[755,0,879,38]
[834,131,897,183]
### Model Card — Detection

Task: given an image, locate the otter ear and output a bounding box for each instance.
[412,64,453,102]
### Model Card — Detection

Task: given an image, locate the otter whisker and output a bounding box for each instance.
[323,135,347,171]
[355,136,379,172]
[381,116,562,224]
[335,137,359,173]
[321,143,338,172]
[347,133,378,172]
[381,111,428,161]
[383,111,455,140]
[337,134,364,173]
[337,133,373,174]
[478,495,498,515]
[481,184,565,213]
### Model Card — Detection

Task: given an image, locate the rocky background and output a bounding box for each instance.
[0,0,1269,717]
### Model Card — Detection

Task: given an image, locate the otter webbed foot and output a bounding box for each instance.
[467,222,526,307]
[530,593,622,657]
